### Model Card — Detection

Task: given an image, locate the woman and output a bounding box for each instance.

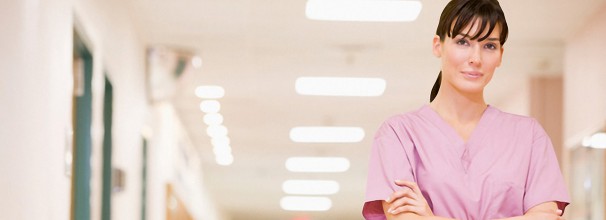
[363,0,570,219]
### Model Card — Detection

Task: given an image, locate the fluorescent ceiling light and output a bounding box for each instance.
[290,126,365,143]
[206,125,228,138]
[280,196,332,211]
[195,85,225,99]
[200,100,221,113]
[282,180,340,195]
[213,145,232,156]
[587,132,606,149]
[192,56,203,69]
[295,77,386,97]
[305,0,422,22]
[204,113,224,126]
[216,154,234,166]
[211,136,231,147]
[285,157,350,173]
[582,136,592,147]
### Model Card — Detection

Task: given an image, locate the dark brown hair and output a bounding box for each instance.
[430,0,509,102]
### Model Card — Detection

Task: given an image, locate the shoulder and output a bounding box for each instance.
[489,106,538,124]
[374,106,426,138]
[489,106,545,137]
[380,106,426,129]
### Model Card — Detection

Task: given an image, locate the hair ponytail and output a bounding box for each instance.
[430,71,441,102]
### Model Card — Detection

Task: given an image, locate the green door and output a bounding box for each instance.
[72,31,93,220]
[101,76,113,220]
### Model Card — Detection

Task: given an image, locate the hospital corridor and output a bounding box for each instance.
[2,0,606,219]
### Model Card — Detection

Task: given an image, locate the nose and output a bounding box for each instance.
[469,46,481,65]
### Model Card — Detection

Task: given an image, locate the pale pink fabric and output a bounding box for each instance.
[363,105,570,220]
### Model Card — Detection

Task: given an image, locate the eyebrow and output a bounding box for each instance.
[456,34,499,42]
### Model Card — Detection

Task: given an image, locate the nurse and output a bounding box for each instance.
[363,0,570,219]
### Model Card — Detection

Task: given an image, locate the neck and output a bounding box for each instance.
[429,84,487,123]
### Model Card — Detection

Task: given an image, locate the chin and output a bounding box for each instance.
[455,79,486,91]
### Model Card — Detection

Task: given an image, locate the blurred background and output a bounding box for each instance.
[1,0,606,219]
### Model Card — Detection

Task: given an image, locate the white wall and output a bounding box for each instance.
[564,4,606,147]
[563,6,606,218]
[0,0,73,219]
[0,0,221,219]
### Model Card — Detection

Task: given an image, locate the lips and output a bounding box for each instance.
[462,71,483,79]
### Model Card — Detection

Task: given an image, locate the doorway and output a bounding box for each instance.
[71,31,93,220]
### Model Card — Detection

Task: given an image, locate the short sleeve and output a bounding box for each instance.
[523,119,571,213]
[363,119,415,219]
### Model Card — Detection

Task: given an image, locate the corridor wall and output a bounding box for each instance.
[564,3,606,147]
[0,0,223,219]
[564,4,606,219]
[0,0,73,219]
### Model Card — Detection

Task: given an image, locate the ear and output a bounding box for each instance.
[432,35,442,58]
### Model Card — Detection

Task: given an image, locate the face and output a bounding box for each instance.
[432,19,504,96]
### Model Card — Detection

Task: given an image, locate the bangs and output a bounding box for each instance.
[450,9,499,42]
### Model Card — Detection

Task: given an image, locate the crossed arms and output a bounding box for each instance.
[381,180,564,220]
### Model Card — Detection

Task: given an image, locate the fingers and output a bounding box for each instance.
[385,180,426,215]
[388,196,421,214]
[389,203,425,216]
[386,186,417,203]
[395,179,423,196]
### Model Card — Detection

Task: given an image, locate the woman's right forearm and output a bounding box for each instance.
[382,200,456,220]
[385,213,457,220]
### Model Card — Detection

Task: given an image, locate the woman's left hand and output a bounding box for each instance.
[385,180,434,216]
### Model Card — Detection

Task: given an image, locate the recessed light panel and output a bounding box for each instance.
[195,85,225,99]
[203,113,224,126]
[589,132,606,149]
[216,154,234,166]
[280,196,332,211]
[199,100,221,113]
[282,180,340,195]
[206,125,228,138]
[305,0,422,22]
[211,136,230,147]
[295,77,386,97]
[290,126,365,143]
[285,157,350,173]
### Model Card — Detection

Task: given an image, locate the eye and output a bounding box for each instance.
[484,43,498,50]
[456,39,469,46]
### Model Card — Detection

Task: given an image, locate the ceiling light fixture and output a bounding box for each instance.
[586,132,606,149]
[195,85,225,99]
[285,157,350,173]
[305,0,422,22]
[295,77,386,97]
[290,126,365,143]
[211,136,231,147]
[206,125,228,138]
[282,180,340,195]
[216,154,234,166]
[199,100,221,113]
[203,113,224,126]
[280,196,332,211]
[192,56,203,69]
[213,145,232,156]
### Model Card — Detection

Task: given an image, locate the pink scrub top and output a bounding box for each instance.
[363,105,570,220]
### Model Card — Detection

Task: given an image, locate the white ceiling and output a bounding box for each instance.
[126,0,605,219]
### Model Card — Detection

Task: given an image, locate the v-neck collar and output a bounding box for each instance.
[419,104,495,145]
[418,104,497,172]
